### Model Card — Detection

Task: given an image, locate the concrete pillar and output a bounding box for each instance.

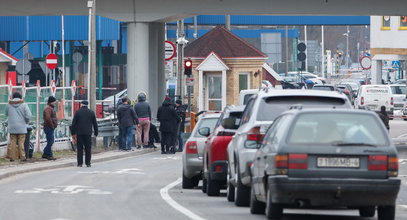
[127,22,149,101]
[149,23,159,118]
[156,23,166,112]
[371,60,382,84]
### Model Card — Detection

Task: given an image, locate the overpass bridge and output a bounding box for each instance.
[2,0,406,110]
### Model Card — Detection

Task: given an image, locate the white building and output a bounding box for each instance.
[371,16,407,84]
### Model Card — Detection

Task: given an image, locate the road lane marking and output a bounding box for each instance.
[15,185,112,195]
[399,205,407,210]
[160,178,206,220]
[397,133,407,138]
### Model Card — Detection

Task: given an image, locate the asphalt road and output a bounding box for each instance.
[0,120,407,220]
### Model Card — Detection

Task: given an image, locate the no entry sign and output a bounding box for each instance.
[165,41,176,61]
[46,53,58,70]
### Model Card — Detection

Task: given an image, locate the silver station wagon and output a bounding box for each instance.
[250,109,400,220]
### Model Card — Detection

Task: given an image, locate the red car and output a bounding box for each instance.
[200,105,244,196]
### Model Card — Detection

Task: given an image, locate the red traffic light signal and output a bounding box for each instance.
[184,59,192,75]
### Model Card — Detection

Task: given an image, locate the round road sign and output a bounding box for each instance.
[360,56,372,70]
[46,53,58,70]
[165,41,176,61]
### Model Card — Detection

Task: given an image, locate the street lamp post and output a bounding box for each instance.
[344,26,350,69]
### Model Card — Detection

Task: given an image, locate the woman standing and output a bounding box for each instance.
[134,93,151,149]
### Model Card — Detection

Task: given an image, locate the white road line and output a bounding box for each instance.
[160,178,206,220]
[399,205,407,210]
[397,133,407,138]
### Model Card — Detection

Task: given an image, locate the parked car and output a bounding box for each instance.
[226,88,352,206]
[336,84,354,103]
[389,84,406,111]
[182,112,221,189]
[238,89,259,106]
[250,109,400,220]
[200,105,245,196]
[312,84,335,91]
[102,89,127,112]
[354,85,394,115]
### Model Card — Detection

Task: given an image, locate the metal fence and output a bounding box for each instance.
[0,82,76,153]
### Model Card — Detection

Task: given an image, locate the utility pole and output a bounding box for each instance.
[88,0,96,113]
[285,26,289,73]
[176,20,186,101]
[345,25,350,69]
[321,25,325,78]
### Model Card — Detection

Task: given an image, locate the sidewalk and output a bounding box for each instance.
[0,147,158,181]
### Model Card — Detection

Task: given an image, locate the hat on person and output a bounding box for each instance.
[81,100,89,106]
[12,92,22,99]
[165,96,171,101]
[48,96,56,103]
[176,100,182,105]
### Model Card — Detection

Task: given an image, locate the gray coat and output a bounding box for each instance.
[5,98,32,134]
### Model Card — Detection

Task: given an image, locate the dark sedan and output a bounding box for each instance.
[250,109,400,220]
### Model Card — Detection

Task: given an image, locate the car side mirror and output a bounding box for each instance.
[221,117,237,129]
[198,127,210,137]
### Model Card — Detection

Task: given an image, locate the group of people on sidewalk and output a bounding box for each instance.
[116,94,186,155]
[5,92,98,168]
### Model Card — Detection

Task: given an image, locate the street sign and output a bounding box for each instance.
[50,80,56,96]
[16,58,31,75]
[165,40,176,61]
[360,56,372,70]
[46,53,58,70]
[186,78,194,86]
[392,60,401,69]
[165,60,174,79]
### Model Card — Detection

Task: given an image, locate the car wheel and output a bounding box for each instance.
[202,175,207,193]
[359,206,375,217]
[265,188,283,219]
[404,118,407,121]
[250,185,265,214]
[182,172,197,189]
[234,166,251,207]
[207,172,220,196]
[378,205,395,220]
[226,165,235,202]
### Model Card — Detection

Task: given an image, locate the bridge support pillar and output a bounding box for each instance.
[371,60,382,84]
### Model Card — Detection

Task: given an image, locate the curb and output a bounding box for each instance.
[0,148,158,181]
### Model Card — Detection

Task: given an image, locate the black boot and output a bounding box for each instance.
[161,144,166,154]
[165,145,170,154]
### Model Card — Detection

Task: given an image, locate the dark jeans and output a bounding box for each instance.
[43,126,55,157]
[177,131,184,152]
[120,126,134,150]
[77,135,92,166]
[161,131,176,153]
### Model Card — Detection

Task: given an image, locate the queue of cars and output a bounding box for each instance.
[182,85,401,220]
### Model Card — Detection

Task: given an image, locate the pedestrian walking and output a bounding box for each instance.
[71,100,98,167]
[117,97,138,151]
[42,96,58,160]
[5,92,32,161]
[157,97,180,154]
[377,105,390,132]
[175,100,186,152]
[134,93,151,149]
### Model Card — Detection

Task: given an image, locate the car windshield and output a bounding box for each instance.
[257,96,347,121]
[313,86,334,91]
[287,113,389,145]
[391,86,406,95]
[194,118,219,137]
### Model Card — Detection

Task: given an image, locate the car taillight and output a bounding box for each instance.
[388,156,399,177]
[361,97,364,105]
[288,154,308,169]
[217,131,235,136]
[275,154,288,175]
[368,155,387,171]
[391,97,394,105]
[247,126,265,143]
[186,141,198,154]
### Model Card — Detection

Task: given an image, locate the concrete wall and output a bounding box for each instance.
[371,16,407,49]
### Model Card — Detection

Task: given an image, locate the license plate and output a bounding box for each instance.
[368,105,377,109]
[317,157,359,168]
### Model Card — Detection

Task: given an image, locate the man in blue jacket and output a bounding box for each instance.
[71,100,98,167]
[117,97,138,151]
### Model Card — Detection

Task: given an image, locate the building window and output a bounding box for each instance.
[400,16,407,30]
[239,73,250,92]
[381,16,391,30]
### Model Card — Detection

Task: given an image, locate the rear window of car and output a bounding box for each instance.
[312,86,334,91]
[391,86,406,95]
[256,96,348,121]
[287,113,389,145]
[243,94,255,105]
[194,118,219,137]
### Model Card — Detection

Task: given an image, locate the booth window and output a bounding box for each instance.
[381,16,391,30]
[399,16,407,30]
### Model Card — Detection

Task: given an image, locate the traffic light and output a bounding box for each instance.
[184,59,192,75]
[297,43,306,71]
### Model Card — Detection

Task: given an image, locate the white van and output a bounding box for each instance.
[355,85,394,114]
[389,84,406,111]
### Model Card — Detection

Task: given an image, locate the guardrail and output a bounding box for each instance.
[98,118,119,148]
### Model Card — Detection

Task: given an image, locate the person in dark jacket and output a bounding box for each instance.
[117,97,138,151]
[42,96,58,160]
[157,97,180,154]
[134,92,152,149]
[175,100,186,152]
[377,105,390,132]
[71,100,98,167]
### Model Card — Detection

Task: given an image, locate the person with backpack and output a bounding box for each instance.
[117,97,138,151]
[5,92,32,161]
[175,100,186,152]
[71,100,98,167]
[134,93,152,149]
